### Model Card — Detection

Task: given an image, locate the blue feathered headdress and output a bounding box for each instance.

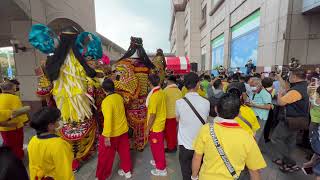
[76,32,103,60]
[28,24,58,54]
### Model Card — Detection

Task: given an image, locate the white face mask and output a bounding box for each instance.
[251,87,257,91]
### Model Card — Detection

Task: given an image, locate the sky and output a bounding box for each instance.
[95,0,171,53]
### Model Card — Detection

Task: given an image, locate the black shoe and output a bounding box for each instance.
[165,147,177,153]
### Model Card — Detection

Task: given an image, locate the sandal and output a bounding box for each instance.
[272,159,284,166]
[279,164,300,173]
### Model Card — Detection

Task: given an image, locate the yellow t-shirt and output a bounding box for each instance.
[164,86,182,119]
[182,86,206,98]
[0,110,12,122]
[0,93,28,131]
[235,105,260,136]
[101,93,129,137]
[28,135,75,180]
[222,81,229,93]
[148,89,166,132]
[193,123,266,180]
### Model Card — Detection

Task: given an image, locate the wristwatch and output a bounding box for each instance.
[191,176,199,180]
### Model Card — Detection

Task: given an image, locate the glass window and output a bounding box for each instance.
[0,47,16,79]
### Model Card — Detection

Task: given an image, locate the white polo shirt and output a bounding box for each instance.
[176,92,210,150]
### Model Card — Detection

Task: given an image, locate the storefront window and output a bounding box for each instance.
[211,33,224,75]
[230,10,260,74]
[0,47,16,79]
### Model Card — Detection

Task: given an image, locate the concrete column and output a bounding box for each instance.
[11,21,39,102]
[223,14,231,68]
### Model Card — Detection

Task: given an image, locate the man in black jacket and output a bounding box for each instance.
[271,69,309,173]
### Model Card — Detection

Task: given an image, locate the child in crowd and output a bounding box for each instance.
[28,107,74,180]
[96,79,132,180]
[145,74,167,176]
[0,81,28,160]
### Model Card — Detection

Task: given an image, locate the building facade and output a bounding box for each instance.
[169,0,320,72]
[0,0,124,109]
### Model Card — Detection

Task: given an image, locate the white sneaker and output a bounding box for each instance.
[150,160,156,167]
[151,168,167,176]
[118,169,132,179]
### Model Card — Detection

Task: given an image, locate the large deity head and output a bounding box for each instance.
[45,26,97,81]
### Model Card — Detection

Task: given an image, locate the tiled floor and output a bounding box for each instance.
[0,127,317,180]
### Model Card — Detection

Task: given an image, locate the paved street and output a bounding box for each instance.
[0,127,316,180]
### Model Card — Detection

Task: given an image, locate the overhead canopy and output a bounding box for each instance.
[165,56,190,74]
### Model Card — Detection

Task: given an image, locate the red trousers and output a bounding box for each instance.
[0,127,24,160]
[164,118,177,150]
[149,131,166,170]
[96,133,132,180]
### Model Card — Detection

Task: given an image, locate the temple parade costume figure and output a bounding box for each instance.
[112,37,158,151]
[151,49,167,87]
[29,24,103,171]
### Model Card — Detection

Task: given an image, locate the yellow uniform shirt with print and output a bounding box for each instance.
[182,86,206,98]
[101,93,129,137]
[148,89,166,132]
[28,136,75,180]
[0,110,12,122]
[193,123,266,180]
[164,86,182,119]
[0,93,28,131]
[235,105,260,136]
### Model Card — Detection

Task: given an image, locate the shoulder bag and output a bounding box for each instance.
[209,123,239,179]
[183,97,206,125]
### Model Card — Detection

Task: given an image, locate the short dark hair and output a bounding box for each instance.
[317,86,320,95]
[217,93,240,119]
[239,76,246,82]
[30,107,61,135]
[0,81,15,92]
[209,92,224,117]
[291,69,306,80]
[213,79,222,89]
[167,75,177,83]
[231,74,240,82]
[148,74,160,86]
[262,77,273,88]
[253,73,261,78]
[204,75,211,81]
[245,75,252,83]
[184,72,199,90]
[102,79,115,92]
[227,82,246,96]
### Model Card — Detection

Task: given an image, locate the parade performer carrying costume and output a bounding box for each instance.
[112,37,156,151]
[29,24,103,170]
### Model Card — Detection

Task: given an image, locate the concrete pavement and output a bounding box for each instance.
[0,127,316,180]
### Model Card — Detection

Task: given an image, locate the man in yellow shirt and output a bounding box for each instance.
[145,74,167,176]
[191,93,266,180]
[28,107,74,180]
[0,81,28,160]
[163,75,182,153]
[96,79,132,180]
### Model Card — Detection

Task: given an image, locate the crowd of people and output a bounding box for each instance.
[0,65,320,180]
